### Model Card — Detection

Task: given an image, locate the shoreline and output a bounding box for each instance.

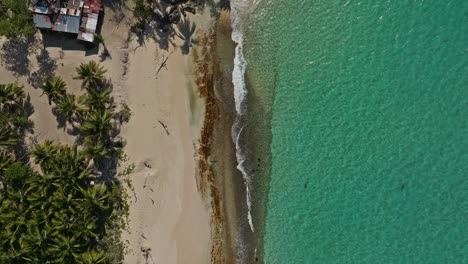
[195,7,260,263]
[227,1,277,261]
[209,10,242,262]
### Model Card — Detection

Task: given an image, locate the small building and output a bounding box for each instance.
[30,0,102,42]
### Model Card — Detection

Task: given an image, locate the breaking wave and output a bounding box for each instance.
[231,0,255,235]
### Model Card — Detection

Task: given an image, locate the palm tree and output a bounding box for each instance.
[93,33,105,46]
[32,140,59,172]
[0,226,20,262]
[16,222,52,263]
[84,87,112,111]
[0,83,25,109]
[0,126,18,146]
[83,141,110,161]
[73,212,99,240]
[39,77,67,105]
[74,61,107,89]
[78,184,110,212]
[24,177,49,206]
[77,250,107,264]
[56,94,78,123]
[0,83,30,132]
[76,95,91,121]
[47,234,84,263]
[0,151,14,171]
[80,110,114,141]
[49,144,90,186]
[56,94,88,123]
[93,33,109,52]
[0,189,30,250]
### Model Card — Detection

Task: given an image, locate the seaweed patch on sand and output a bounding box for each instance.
[193,26,226,264]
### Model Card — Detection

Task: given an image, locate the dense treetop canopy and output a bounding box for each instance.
[0,0,35,38]
[0,61,130,263]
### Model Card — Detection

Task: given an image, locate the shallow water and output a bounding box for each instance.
[240,0,468,262]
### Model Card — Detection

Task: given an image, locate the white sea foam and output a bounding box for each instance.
[235,125,253,232]
[231,0,255,234]
[231,0,249,114]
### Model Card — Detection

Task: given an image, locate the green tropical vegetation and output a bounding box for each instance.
[0,0,36,38]
[0,61,131,263]
[0,83,32,142]
[133,0,152,21]
[39,77,67,105]
[74,61,108,89]
[93,33,111,60]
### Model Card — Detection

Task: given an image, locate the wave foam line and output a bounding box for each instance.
[231,0,254,234]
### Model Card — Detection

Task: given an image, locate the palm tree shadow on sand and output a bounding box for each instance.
[133,0,203,54]
[0,37,38,77]
[144,23,176,51]
[176,17,198,55]
[27,48,58,88]
[144,0,177,50]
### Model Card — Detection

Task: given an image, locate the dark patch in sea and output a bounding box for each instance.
[304,179,310,189]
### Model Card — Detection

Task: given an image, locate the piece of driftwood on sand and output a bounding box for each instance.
[158,120,170,135]
[156,51,175,75]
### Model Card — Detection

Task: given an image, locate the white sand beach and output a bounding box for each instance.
[121,22,211,264]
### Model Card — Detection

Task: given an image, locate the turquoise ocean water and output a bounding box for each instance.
[234,0,468,263]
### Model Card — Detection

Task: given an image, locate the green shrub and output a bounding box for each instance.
[4,162,30,189]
